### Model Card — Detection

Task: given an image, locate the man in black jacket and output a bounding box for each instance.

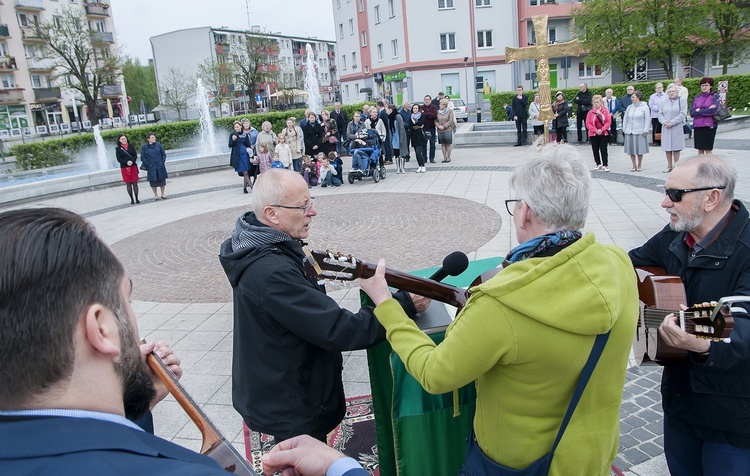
[629,156,750,475]
[219,169,423,445]
[573,83,592,144]
[511,85,528,146]
[329,102,348,155]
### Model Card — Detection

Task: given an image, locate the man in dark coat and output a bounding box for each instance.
[329,102,349,155]
[376,100,393,164]
[219,169,423,443]
[420,95,438,163]
[573,83,593,144]
[629,156,750,475]
[511,85,529,146]
[398,101,412,160]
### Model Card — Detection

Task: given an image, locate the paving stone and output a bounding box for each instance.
[622,447,651,466]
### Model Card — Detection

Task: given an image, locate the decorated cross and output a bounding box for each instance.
[505,15,581,143]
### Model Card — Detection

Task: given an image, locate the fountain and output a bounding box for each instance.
[93,124,110,170]
[304,44,323,114]
[195,78,219,156]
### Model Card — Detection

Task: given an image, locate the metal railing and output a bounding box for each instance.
[27,57,54,70]
[15,0,44,9]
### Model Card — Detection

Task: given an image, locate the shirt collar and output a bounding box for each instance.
[0,408,144,431]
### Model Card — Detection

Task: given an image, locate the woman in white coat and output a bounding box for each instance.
[658,84,687,173]
[622,90,651,172]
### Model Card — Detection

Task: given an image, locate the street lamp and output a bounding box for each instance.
[463,56,469,107]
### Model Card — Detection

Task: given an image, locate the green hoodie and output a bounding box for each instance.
[374,233,638,475]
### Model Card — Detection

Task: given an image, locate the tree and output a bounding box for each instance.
[708,0,750,75]
[233,32,280,112]
[160,67,195,121]
[122,57,158,114]
[33,7,121,125]
[572,0,715,79]
[196,58,235,116]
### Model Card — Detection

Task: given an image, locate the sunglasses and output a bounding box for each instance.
[665,186,725,202]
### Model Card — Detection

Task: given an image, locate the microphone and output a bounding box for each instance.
[429,251,469,282]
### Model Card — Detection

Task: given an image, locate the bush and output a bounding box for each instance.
[489,73,750,121]
[9,102,378,170]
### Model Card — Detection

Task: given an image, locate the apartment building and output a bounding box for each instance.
[150,27,339,119]
[334,0,749,108]
[0,0,126,139]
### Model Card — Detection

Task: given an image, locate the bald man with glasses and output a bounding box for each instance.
[629,155,750,475]
[219,169,425,450]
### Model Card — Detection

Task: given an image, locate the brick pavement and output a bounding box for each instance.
[7,143,750,476]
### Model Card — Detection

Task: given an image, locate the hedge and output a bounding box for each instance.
[489,73,750,121]
[10,102,376,170]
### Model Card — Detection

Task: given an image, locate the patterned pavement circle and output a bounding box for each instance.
[112,193,503,303]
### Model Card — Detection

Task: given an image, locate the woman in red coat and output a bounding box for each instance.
[115,134,140,204]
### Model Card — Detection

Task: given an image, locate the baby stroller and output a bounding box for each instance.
[348,129,387,184]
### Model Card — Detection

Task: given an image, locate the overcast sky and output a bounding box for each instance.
[110,0,335,64]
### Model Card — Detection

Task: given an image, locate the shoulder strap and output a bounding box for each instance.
[549,330,611,456]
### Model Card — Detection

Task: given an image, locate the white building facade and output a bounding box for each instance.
[0,0,126,139]
[151,27,339,119]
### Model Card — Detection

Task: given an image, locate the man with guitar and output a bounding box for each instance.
[219,169,426,448]
[0,208,368,476]
[629,155,750,474]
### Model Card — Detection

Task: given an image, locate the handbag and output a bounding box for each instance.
[328,135,338,144]
[140,162,147,171]
[713,104,731,122]
[459,331,612,476]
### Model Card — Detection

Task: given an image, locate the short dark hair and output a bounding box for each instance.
[117,133,128,143]
[632,90,643,100]
[377,100,384,107]
[328,152,337,160]
[699,76,715,87]
[0,208,125,408]
[146,133,155,140]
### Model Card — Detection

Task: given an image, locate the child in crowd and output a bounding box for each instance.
[327,151,344,184]
[319,155,341,188]
[271,153,285,169]
[300,155,318,187]
[275,134,293,169]
[254,144,272,174]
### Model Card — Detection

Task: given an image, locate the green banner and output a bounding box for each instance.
[384,71,406,82]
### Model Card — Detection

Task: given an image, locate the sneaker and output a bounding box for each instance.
[415,167,421,173]
[594,164,602,170]
[603,166,610,172]
[421,166,427,173]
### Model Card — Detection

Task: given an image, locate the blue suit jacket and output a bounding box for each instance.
[0,415,228,475]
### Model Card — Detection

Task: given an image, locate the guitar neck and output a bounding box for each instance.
[360,262,468,309]
[143,343,257,475]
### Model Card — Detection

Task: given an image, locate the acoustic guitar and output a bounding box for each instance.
[142,341,257,475]
[635,267,734,364]
[302,247,469,309]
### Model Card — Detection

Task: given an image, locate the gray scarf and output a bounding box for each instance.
[231,212,292,252]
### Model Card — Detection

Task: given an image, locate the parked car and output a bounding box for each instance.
[452,99,468,122]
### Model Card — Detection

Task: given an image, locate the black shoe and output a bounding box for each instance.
[429,160,436,163]
[514,143,522,147]
[243,187,248,194]
[135,199,141,204]
[130,199,135,205]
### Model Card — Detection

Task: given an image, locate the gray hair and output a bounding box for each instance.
[676,155,736,204]
[252,169,299,217]
[262,121,272,129]
[666,84,677,93]
[509,144,591,231]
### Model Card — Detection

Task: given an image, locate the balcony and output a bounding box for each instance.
[216,43,230,54]
[0,56,16,70]
[15,0,44,10]
[0,88,24,104]
[20,27,43,41]
[33,87,61,102]
[0,24,9,38]
[100,84,122,97]
[85,3,110,16]
[90,31,114,43]
[27,57,54,70]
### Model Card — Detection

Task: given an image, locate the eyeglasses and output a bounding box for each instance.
[505,199,521,216]
[270,197,316,214]
[664,186,725,202]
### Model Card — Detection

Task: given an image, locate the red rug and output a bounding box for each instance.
[244,395,378,475]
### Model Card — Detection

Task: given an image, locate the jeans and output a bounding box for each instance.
[336,131,344,155]
[322,173,341,187]
[292,158,301,172]
[422,128,436,162]
[352,148,373,170]
[664,416,750,476]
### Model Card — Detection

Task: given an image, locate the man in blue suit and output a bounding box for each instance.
[0,208,366,476]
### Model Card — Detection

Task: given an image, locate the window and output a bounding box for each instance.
[358,0,364,11]
[338,23,344,39]
[31,74,42,88]
[1,74,15,88]
[377,44,384,61]
[361,31,367,47]
[374,5,381,23]
[355,82,360,97]
[530,27,556,45]
[53,16,63,28]
[712,51,736,68]
[388,0,395,17]
[440,33,456,52]
[352,52,357,68]
[0,43,7,57]
[349,19,354,35]
[364,65,370,73]
[345,84,350,99]
[391,39,398,58]
[579,62,603,78]
[477,30,493,48]
[438,0,454,9]
[337,0,341,7]
[342,54,347,69]
[475,0,491,5]
[17,13,40,27]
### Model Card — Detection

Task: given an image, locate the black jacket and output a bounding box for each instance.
[629,200,750,448]
[115,143,138,168]
[553,101,569,128]
[302,121,324,155]
[330,108,349,133]
[573,89,593,115]
[511,94,529,121]
[219,212,416,440]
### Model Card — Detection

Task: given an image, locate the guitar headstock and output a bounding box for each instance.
[302,246,367,282]
[683,301,733,341]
